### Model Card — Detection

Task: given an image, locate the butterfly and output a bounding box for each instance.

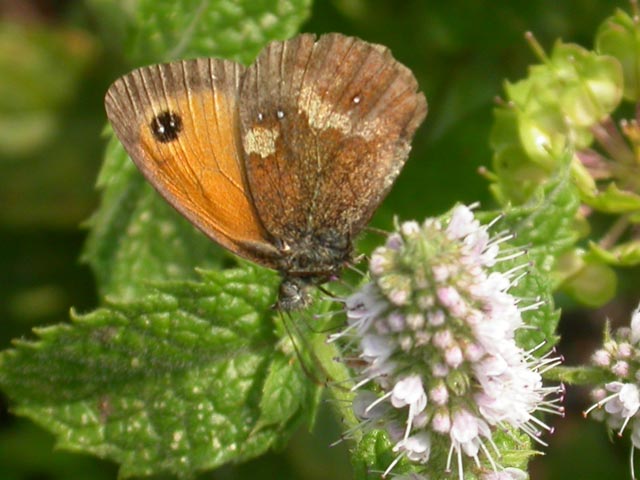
[105,33,427,310]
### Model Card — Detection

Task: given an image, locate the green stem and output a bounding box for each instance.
[524,31,549,63]
[544,365,610,385]
[599,214,630,250]
[308,328,361,435]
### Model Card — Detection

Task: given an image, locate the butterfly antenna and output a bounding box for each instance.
[363,225,390,237]
[282,310,355,394]
[280,310,331,386]
[346,262,367,277]
[306,301,345,335]
[318,284,338,300]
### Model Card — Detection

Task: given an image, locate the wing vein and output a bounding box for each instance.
[253,49,287,219]
[159,63,205,202]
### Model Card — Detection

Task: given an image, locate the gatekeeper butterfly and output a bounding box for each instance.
[105,33,427,310]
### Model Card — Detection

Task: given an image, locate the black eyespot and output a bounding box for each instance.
[150,111,182,143]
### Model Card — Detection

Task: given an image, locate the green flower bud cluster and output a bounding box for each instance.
[488,6,640,307]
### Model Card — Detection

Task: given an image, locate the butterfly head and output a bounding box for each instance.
[276,277,313,311]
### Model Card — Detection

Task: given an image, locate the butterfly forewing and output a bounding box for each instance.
[105,59,278,266]
[239,33,428,245]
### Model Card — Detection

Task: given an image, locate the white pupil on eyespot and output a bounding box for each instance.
[353,95,361,104]
[277,110,285,119]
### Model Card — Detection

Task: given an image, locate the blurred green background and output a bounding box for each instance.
[0,0,636,478]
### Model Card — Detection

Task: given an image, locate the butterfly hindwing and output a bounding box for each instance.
[239,33,427,245]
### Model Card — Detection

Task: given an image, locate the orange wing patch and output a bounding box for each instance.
[106,60,278,266]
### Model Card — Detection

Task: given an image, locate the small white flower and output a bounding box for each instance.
[406,313,425,330]
[393,431,431,463]
[401,221,421,236]
[370,250,390,276]
[445,346,464,368]
[386,233,404,250]
[437,286,466,317]
[353,391,389,421]
[391,375,427,439]
[344,283,387,335]
[446,205,478,239]
[432,410,451,433]
[361,334,395,363]
[432,329,454,349]
[429,383,449,406]
[612,360,630,377]
[427,310,445,326]
[388,312,406,332]
[465,342,485,362]
[603,382,640,418]
[619,383,640,416]
[591,349,610,367]
[391,375,427,411]
[619,343,633,358]
[450,409,491,457]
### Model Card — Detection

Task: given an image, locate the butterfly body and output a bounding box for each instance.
[272,231,353,310]
[105,33,427,310]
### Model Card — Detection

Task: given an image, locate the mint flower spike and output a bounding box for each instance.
[336,205,564,479]
[585,302,640,480]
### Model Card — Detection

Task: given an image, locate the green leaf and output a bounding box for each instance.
[596,8,640,102]
[511,260,560,351]
[92,0,312,65]
[82,136,227,299]
[549,42,622,126]
[351,430,402,480]
[561,254,617,307]
[499,156,581,271]
[0,266,319,478]
[516,105,575,168]
[515,40,623,127]
[490,143,551,205]
[257,353,307,429]
[497,39,622,183]
[546,365,613,385]
[583,182,640,213]
[489,107,550,203]
[589,239,640,267]
[133,0,312,64]
[484,429,537,474]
